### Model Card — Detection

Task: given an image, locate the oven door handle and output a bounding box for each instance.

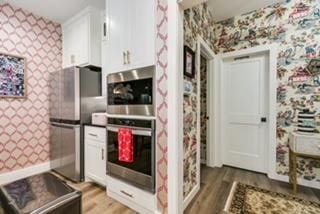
[106,126,152,137]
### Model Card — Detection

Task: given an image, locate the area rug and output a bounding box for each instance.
[224,182,320,214]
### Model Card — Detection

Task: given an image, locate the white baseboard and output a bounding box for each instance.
[200,159,206,164]
[0,162,51,185]
[269,173,320,190]
[183,184,200,210]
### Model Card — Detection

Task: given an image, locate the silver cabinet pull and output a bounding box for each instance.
[70,54,75,64]
[107,126,152,137]
[123,52,127,65]
[89,133,98,137]
[101,148,104,160]
[120,190,133,198]
[127,50,130,64]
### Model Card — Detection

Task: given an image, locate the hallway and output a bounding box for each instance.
[185,166,320,214]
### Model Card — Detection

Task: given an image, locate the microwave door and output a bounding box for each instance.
[60,67,80,121]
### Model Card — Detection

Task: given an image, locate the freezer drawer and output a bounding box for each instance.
[50,123,81,182]
[0,173,82,214]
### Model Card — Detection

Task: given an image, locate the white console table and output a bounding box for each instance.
[289,132,320,193]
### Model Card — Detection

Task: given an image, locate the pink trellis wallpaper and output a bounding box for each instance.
[0,3,62,173]
[214,0,320,182]
[156,0,168,212]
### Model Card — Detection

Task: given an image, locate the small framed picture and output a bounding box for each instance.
[184,45,195,78]
[0,53,27,98]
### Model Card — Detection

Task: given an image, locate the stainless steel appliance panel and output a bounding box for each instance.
[50,124,61,170]
[0,173,82,214]
[107,66,155,116]
[106,118,155,193]
[49,66,105,182]
[50,123,81,181]
[60,67,80,121]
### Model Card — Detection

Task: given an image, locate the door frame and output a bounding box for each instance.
[182,36,217,209]
[215,44,278,178]
[196,36,217,170]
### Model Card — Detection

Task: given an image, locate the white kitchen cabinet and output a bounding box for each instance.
[107,175,157,214]
[85,126,106,186]
[104,0,155,74]
[62,7,102,68]
[128,0,155,69]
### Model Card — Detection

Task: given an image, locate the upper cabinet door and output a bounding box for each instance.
[128,0,155,69]
[62,7,101,69]
[73,15,90,67]
[104,0,156,75]
[105,0,130,73]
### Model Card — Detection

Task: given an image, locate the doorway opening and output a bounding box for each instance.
[183,37,216,209]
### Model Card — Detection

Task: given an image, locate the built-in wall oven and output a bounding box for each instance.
[107,66,155,116]
[106,117,155,193]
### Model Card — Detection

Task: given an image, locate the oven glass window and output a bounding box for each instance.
[107,130,152,176]
[108,78,153,105]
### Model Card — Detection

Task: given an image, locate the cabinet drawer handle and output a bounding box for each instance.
[89,133,98,137]
[123,52,127,65]
[103,22,107,37]
[120,190,133,198]
[127,50,130,64]
[70,55,75,64]
[101,148,104,160]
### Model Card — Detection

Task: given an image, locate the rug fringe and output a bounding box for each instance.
[223,182,238,214]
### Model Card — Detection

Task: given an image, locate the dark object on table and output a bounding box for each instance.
[0,172,82,214]
[184,45,195,79]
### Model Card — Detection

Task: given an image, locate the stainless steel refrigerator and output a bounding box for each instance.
[49,67,105,182]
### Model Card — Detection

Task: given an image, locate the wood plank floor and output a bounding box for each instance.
[73,182,136,214]
[53,166,320,214]
[185,166,320,214]
[51,172,136,214]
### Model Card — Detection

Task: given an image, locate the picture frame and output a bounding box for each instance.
[184,45,195,78]
[0,53,27,98]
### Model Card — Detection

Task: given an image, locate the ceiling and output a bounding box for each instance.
[2,0,286,23]
[2,0,105,23]
[207,0,285,22]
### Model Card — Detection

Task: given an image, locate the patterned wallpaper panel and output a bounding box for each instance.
[214,0,320,182]
[183,3,215,198]
[156,0,168,212]
[200,55,207,162]
[0,3,62,173]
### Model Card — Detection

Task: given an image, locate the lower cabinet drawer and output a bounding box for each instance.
[296,138,320,156]
[85,126,106,142]
[106,176,156,212]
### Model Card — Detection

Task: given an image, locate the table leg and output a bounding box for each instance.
[289,149,292,184]
[292,151,297,194]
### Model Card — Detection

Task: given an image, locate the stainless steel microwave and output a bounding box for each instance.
[107,66,155,116]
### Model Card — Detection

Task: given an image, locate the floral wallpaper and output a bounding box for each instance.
[183,3,214,198]
[214,0,320,182]
[200,55,208,162]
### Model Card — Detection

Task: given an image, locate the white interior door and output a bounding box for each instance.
[222,54,268,173]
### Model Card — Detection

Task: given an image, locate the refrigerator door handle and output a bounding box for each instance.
[50,122,80,129]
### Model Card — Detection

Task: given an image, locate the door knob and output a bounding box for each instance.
[261,117,267,123]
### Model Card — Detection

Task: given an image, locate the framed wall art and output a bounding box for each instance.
[0,53,26,98]
[184,45,195,79]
